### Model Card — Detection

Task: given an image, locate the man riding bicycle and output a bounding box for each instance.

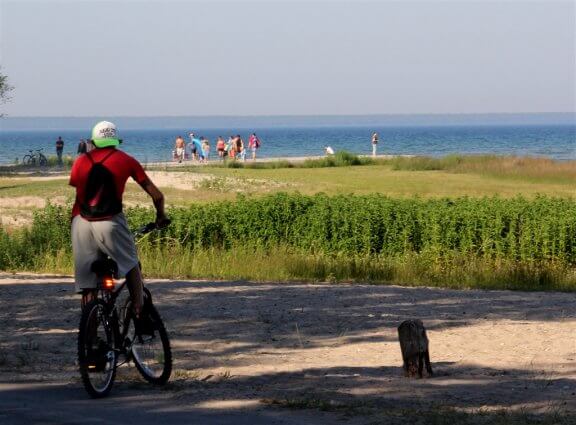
[69,121,168,316]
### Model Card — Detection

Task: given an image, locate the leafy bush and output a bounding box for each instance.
[2,195,575,289]
[131,194,576,262]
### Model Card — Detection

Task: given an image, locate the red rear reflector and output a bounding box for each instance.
[103,277,115,290]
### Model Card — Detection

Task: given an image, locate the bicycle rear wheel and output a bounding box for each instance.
[78,299,117,398]
[124,291,172,385]
[22,155,34,166]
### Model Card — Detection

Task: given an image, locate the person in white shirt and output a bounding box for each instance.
[371,132,379,157]
[324,146,335,156]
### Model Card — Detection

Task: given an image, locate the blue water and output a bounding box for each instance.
[0,124,574,165]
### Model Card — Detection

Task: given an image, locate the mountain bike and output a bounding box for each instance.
[22,149,48,166]
[77,222,172,398]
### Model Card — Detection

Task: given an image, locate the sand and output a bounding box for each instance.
[0,275,574,421]
[137,170,293,193]
[0,196,68,227]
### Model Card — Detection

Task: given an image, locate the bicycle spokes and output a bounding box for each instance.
[78,300,117,398]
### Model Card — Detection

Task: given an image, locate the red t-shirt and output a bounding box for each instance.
[69,148,148,218]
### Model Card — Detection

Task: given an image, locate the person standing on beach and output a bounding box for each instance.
[195,137,205,162]
[227,136,236,159]
[77,139,87,156]
[56,136,65,166]
[371,132,379,157]
[202,138,210,162]
[188,133,197,161]
[216,136,226,159]
[235,135,245,161]
[248,133,261,160]
[174,135,186,163]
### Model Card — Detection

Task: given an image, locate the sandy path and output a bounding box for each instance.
[0,277,575,422]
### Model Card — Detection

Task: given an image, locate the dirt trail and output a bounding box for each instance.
[0,276,575,423]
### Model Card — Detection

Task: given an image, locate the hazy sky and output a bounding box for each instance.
[1,0,574,117]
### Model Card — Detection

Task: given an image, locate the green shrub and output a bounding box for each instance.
[2,194,575,289]
[139,194,576,262]
[8,194,576,262]
[209,151,372,170]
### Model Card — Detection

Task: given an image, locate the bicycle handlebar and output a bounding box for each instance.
[133,219,171,237]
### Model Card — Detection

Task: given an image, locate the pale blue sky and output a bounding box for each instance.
[0,0,574,116]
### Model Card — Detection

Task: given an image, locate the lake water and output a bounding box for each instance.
[0,123,574,164]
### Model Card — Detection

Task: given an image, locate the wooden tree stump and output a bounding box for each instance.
[397,319,433,378]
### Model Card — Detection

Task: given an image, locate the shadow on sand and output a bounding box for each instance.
[0,279,574,424]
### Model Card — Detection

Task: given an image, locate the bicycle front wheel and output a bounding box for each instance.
[78,299,117,398]
[124,294,172,385]
[38,154,48,166]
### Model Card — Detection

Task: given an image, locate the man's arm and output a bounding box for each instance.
[138,177,168,225]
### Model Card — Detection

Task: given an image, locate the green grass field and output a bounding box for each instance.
[130,154,576,200]
[0,157,576,205]
[2,155,573,206]
[195,164,575,198]
[0,177,71,198]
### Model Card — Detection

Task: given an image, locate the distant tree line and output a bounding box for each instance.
[0,67,14,117]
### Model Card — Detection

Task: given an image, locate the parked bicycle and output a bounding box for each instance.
[22,149,48,167]
[77,221,172,398]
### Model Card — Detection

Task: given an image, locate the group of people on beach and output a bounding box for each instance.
[61,130,379,166]
[173,133,261,163]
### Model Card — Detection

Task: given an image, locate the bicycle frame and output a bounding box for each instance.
[93,278,132,359]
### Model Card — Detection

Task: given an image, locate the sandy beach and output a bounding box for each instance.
[1,275,574,422]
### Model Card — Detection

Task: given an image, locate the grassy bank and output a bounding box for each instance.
[2,243,576,291]
[387,154,576,183]
[113,245,576,291]
[2,242,576,291]
[1,195,575,290]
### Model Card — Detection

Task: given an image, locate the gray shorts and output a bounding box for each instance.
[71,213,139,293]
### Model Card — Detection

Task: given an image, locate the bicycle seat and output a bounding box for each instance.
[91,258,118,278]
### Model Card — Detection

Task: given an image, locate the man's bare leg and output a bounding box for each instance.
[126,265,144,317]
[81,289,96,309]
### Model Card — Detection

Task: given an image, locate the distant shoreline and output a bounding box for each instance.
[141,154,415,168]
